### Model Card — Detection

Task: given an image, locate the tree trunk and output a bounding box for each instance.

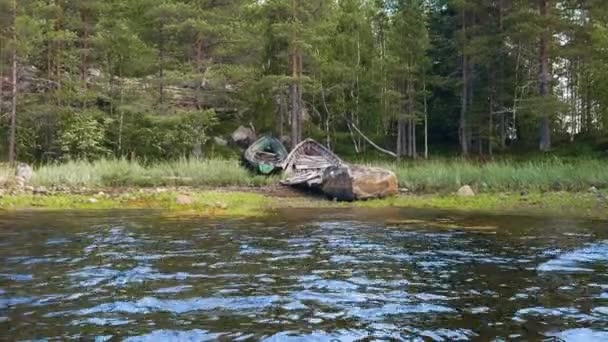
[538,0,551,151]
[158,25,165,107]
[498,0,506,149]
[118,66,124,154]
[80,10,89,89]
[460,7,469,156]
[290,0,301,146]
[423,75,428,159]
[8,0,17,165]
[194,37,204,109]
[407,77,416,159]
[584,72,592,134]
[396,118,402,161]
[489,61,496,156]
[0,49,3,118]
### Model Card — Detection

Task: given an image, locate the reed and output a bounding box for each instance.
[28,157,608,193]
[370,158,608,192]
[32,158,277,188]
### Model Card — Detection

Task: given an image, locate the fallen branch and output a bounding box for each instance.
[344,116,397,158]
[346,121,360,154]
[320,83,396,158]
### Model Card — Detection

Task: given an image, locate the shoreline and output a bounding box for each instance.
[0,186,606,220]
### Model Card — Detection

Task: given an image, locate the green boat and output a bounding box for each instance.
[244,136,289,174]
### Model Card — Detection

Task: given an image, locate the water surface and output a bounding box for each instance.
[1,208,608,341]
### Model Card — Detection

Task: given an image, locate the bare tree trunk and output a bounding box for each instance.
[489,61,496,156]
[194,37,204,109]
[498,0,505,150]
[80,9,89,89]
[8,0,17,165]
[290,0,301,147]
[346,117,396,157]
[412,118,417,159]
[320,82,331,148]
[279,93,285,140]
[118,66,124,154]
[396,118,402,161]
[407,77,416,159]
[538,0,551,151]
[460,7,469,156]
[0,49,3,118]
[297,51,303,141]
[585,75,591,134]
[158,25,165,107]
[423,75,428,159]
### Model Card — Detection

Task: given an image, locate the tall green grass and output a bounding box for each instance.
[26,157,608,192]
[32,158,277,188]
[0,163,13,187]
[371,158,608,192]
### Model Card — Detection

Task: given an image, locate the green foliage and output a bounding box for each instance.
[1,0,608,164]
[58,110,110,160]
[120,109,217,160]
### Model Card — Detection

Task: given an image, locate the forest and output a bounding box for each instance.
[1,0,608,164]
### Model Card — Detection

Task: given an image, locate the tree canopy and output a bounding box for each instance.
[1,0,607,163]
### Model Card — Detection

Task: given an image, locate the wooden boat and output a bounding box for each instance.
[281,138,343,186]
[244,136,288,174]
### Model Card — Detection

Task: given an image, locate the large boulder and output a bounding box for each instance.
[457,185,475,197]
[15,163,33,187]
[322,165,398,201]
[213,136,228,146]
[231,126,256,147]
[15,163,33,182]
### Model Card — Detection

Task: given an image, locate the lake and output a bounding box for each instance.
[1,208,608,341]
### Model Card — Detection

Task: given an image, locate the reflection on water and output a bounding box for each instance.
[1,209,608,341]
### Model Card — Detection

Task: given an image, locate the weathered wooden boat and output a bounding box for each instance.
[244,136,289,174]
[281,138,343,186]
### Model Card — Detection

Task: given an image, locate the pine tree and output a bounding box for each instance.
[387,0,430,159]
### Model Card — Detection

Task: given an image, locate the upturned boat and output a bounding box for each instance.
[244,136,288,174]
[281,138,343,186]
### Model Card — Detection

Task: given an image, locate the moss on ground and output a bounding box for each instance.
[353,192,608,219]
[0,189,606,220]
[0,191,275,217]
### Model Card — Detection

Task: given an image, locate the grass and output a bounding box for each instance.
[31,158,277,188]
[0,191,275,217]
[353,191,608,219]
[2,156,606,219]
[0,190,606,220]
[0,163,12,187]
[13,157,608,193]
[368,158,608,193]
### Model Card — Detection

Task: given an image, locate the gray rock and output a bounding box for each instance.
[280,135,292,148]
[14,176,25,188]
[87,68,101,78]
[87,198,98,204]
[457,185,475,197]
[588,186,599,193]
[176,194,194,205]
[321,165,399,201]
[213,136,228,146]
[33,186,48,195]
[231,126,255,147]
[15,163,33,183]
